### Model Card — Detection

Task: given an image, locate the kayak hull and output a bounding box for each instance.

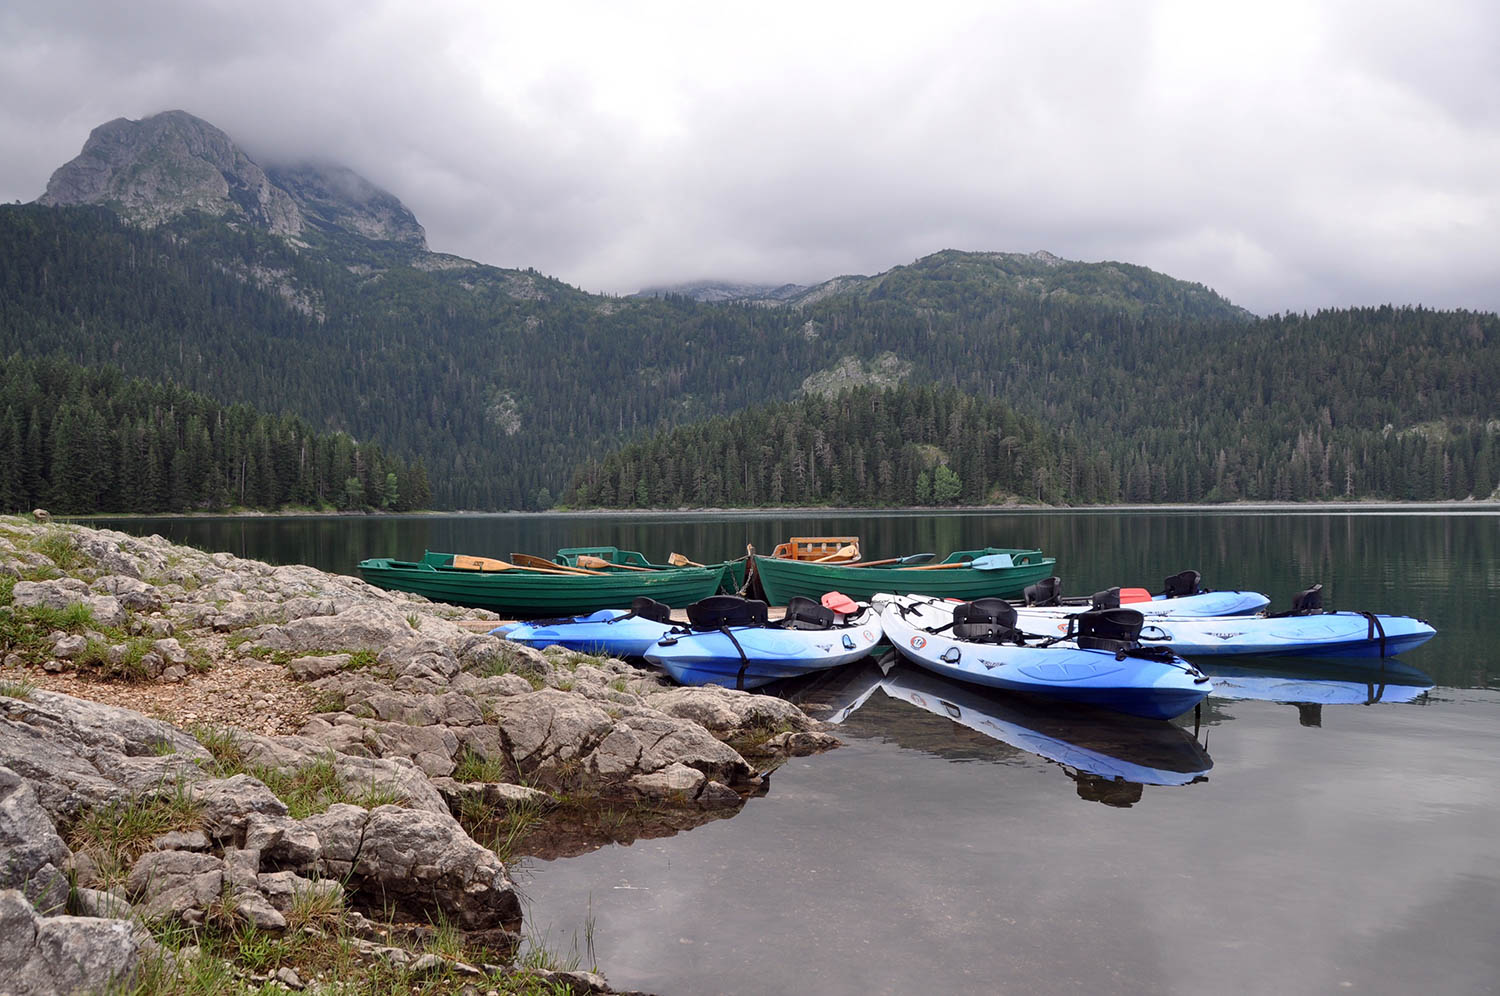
[495,610,673,657]
[1125,612,1437,658]
[645,619,885,689]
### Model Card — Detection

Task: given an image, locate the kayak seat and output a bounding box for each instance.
[1290,584,1324,615]
[630,596,673,625]
[953,598,1020,644]
[1090,587,1121,610]
[1024,576,1062,607]
[784,596,835,631]
[687,595,769,630]
[1162,570,1203,599]
[1075,608,1144,653]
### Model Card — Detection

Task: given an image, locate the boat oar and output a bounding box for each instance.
[451,554,579,574]
[511,553,605,575]
[575,554,656,572]
[848,553,935,568]
[810,544,858,563]
[898,553,1016,571]
[668,552,705,567]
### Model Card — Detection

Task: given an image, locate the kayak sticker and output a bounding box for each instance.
[910,635,927,650]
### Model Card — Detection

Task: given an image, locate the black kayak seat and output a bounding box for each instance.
[630,596,673,625]
[687,595,768,630]
[1289,584,1324,615]
[1162,570,1203,599]
[1074,607,1144,653]
[783,596,835,631]
[953,598,1019,644]
[1090,587,1121,610]
[1024,576,1062,607]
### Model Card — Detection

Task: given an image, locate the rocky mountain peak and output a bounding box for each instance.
[39,110,303,236]
[37,110,426,250]
[265,162,426,249]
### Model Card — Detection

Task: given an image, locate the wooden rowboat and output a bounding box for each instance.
[356,551,728,617]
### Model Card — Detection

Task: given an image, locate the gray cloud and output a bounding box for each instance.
[2,0,1497,315]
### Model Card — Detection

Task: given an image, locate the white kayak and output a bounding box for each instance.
[876,593,1212,721]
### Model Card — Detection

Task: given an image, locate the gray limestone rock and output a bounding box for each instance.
[41,111,305,236]
[0,766,72,914]
[126,850,224,922]
[286,653,350,681]
[0,889,151,996]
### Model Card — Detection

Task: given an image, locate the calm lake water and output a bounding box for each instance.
[88,509,1500,994]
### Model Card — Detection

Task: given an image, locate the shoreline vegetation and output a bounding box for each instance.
[0,515,836,994]
[58,496,1500,521]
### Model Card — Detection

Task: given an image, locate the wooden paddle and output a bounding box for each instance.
[511,553,605,575]
[898,553,1017,571]
[809,544,858,563]
[575,554,655,572]
[668,552,705,567]
[451,554,573,574]
[848,553,935,568]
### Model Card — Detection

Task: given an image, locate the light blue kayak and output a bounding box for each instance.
[1131,612,1436,658]
[493,597,675,657]
[644,595,884,690]
[877,593,1213,721]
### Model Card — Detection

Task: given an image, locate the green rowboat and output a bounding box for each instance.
[356,551,729,617]
[753,547,1057,605]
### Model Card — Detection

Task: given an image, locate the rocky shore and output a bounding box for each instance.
[0,515,837,994]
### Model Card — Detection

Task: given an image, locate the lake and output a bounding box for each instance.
[88,508,1500,994]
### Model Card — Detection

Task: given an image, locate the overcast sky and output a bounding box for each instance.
[2,0,1497,315]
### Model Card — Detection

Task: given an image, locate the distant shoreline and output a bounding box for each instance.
[59,498,1500,521]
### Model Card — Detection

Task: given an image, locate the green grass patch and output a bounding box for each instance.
[0,574,13,607]
[452,747,509,784]
[0,675,36,699]
[66,780,203,889]
[196,731,405,818]
[32,528,94,572]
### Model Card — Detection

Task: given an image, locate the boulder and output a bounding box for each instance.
[491,690,614,772]
[126,850,224,922]
[266,604,417,653]
[0,767,72,914]
[647,685,818,738]
[0,889,150,996]
[0,692,209,822]
[313,804,523,931]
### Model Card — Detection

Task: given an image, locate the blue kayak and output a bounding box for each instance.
[492,597,675,657]
[1130,611,1436,658]
[644,595,884,689]
[876,593,1212,721]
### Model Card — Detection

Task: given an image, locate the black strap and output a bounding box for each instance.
[1360,611,1388,658]
[721,624,752,690]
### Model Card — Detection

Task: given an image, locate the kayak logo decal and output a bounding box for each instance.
[863,630,874,641]
[1209,631,1239,640]
[910,635,927,650]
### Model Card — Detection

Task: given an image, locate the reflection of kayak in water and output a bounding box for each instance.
[1203,657,1434,706]
[878,662,1213,788]
[778,658,887,725]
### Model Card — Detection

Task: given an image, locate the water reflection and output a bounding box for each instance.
[1204,657,1433,705]
[789,659,1212,806]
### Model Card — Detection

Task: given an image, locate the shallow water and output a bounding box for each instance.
[89,509,1500,994]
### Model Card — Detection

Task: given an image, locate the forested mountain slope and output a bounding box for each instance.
[5,109,1498,510]
[0,353,427,514]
